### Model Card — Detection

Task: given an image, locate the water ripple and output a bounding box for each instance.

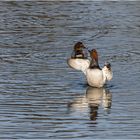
[0,1,140,139]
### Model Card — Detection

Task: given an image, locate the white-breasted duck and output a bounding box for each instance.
[67,42,90,75]
[86,49,113,88]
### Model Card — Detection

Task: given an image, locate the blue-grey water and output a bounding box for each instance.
[0,1,140,139]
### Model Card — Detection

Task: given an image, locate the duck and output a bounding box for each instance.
[86,49,113,88]
[67,42,90,75]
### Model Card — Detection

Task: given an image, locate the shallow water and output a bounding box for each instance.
[0,1,140,139]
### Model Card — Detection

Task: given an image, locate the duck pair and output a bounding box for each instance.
[67,42,113,88]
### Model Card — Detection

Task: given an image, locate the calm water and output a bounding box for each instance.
[0,1,140,139]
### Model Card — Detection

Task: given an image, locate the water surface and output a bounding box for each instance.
[0,1,140,139]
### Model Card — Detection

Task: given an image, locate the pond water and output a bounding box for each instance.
[0,1,140,139]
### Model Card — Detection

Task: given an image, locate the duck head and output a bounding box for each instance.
[74,42,86,51]
[71,42,87,59]
[89,49,101,69]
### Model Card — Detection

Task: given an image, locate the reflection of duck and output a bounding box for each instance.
[86,49,113,87]
[67,42,90,75]
[86,87,112,120]
[68,87,112,120]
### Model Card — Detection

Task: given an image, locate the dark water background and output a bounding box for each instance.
[0,1,140,139]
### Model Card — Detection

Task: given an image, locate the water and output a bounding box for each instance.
[0,1,140,139]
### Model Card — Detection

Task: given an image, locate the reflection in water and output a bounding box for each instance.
[68,87,112,121]
[86,87,112,120]
[0,1,139,139]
